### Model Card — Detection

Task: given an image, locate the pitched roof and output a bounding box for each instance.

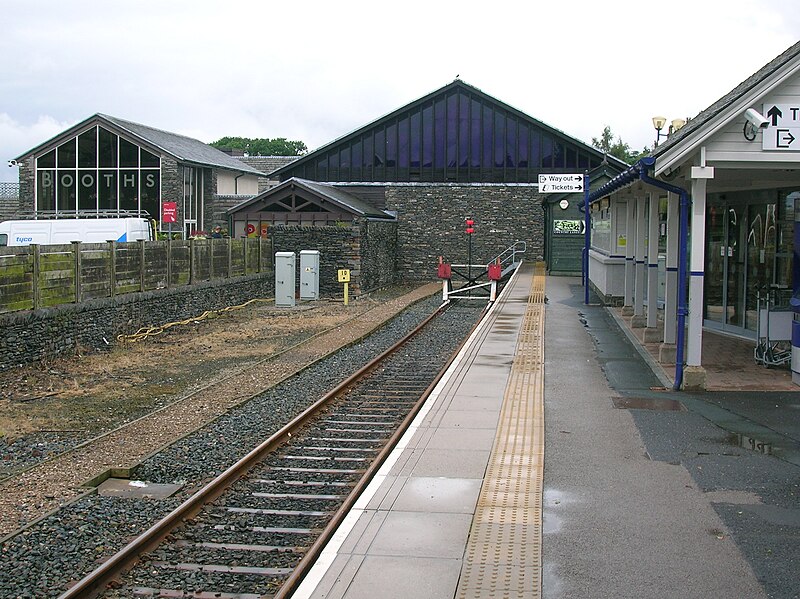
[652,41,800,169]
[270,79,628,181]
[227,177,394,219]
[17,114,265,177]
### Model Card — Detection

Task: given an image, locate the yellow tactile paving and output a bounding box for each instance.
[456,262,545,599]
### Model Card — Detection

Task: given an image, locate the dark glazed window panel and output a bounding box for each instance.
[459,94,469,168]
[37,170,56,211]
[471,99,481,168]
[78,171,97,211]
[120,138,139,168]
[340,147,350,168]
[78,128,97,168]
[363,134,375,172]
[530,129,541,168]
[482,105,493,169]
[329,151,339,168]
[386,123,397,167]
[141,148,159,168]
[141,171,159,219]
[542,135,553,168]
[37,150,56,169]
[57,170,76,211]
[590,156,601,169]
[351,141,362,170]
[422,106,433,167]
[410,112,420,168]
[99,128,117,167]
[578,152,589,169]
[120,170,138,211]
[518,124,529,168]
[553,141,564,168]
[374,129,385,166]
[506,117,517,168]
[494,111,505,168]
[57,139,76,168]
[566,146,577,169]
[398,116,409,169]
[99,170,116,210]
[434,99,445,169]
[446,94,457,168]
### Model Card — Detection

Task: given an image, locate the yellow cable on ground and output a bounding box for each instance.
[116,297,275,343]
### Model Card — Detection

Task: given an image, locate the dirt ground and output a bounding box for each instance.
[0,287,417,443]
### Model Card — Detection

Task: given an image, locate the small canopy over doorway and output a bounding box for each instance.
[226,177,394,237]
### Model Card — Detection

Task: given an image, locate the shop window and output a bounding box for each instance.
[99,170,117,210]
[37,150,56,169]
[120,139,139,167]
[141,148,159,168]
[99,128,118,167]
[78,129,97,168]
[57,139,76,168]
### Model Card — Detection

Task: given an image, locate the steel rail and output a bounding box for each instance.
[58,301,453,599]
[273,302,484,599]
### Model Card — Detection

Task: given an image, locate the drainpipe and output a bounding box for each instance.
[638,163,690,390]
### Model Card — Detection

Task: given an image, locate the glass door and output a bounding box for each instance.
[704,193,779,336]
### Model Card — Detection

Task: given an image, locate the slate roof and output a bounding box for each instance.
[653,40,800,157]
[227,177,394,219]
[17,114,265,177]
[270,79,628,181]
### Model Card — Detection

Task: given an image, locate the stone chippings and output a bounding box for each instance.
[0,297,482,598]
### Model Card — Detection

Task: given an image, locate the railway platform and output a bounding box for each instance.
[291,263,798,599]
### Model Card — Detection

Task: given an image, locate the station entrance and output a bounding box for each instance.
[703,188,799,337]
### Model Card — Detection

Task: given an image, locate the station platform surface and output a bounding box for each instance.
[292,264,799,599]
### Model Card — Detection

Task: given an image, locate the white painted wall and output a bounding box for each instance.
[217,172,259,195]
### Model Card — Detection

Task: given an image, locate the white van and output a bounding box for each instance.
[0,218,154,247]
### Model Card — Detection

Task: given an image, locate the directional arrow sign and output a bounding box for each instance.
[762,102,800,151]
[538,174,584,193]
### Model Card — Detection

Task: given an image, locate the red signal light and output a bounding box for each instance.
[465,218,474,234]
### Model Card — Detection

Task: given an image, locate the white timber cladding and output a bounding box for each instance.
[662,71,800,172]
[705,72,800,163]
[216,172,260,195]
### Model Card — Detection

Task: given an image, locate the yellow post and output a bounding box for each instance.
[338,269,351,306]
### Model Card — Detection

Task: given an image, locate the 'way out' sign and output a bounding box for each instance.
[538,174,584,193]
[762,102,800,151]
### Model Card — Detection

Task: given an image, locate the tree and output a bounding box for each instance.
[209,136,307,156]
[591,125,649,164]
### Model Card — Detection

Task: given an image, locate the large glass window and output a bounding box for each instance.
[35,125,160,218]
[274,88,606,183]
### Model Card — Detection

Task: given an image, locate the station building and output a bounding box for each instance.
[586,40,800,390]
[13,114,265,237]
[228,80,626,279]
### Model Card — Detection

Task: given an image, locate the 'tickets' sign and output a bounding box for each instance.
[162,202,177,223]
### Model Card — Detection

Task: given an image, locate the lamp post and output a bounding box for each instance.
[652,116,687,147]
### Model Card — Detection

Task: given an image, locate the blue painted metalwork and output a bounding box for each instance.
[586,157,691,390]
[584,173,590,304]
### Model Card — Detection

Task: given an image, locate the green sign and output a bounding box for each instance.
[553,219,584,235]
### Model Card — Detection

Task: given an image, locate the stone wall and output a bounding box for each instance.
[268,220,398,296]
[0,271,274,371]
[384,184,544,279]
[359,219,399,292]
[269,224,360,296]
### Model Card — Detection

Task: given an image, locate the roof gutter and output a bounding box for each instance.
[588,157,691,391]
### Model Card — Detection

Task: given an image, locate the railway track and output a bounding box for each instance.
[61,300,485,599]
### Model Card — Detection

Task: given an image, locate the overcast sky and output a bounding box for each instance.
[2,0,799,182]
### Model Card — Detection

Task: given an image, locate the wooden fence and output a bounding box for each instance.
[0,237,273,314]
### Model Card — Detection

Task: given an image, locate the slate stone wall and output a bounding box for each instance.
[384,184,544,279]
[269,220,399,297]
[0,271,274,372]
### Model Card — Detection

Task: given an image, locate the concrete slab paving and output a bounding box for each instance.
[543,276,767,599]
